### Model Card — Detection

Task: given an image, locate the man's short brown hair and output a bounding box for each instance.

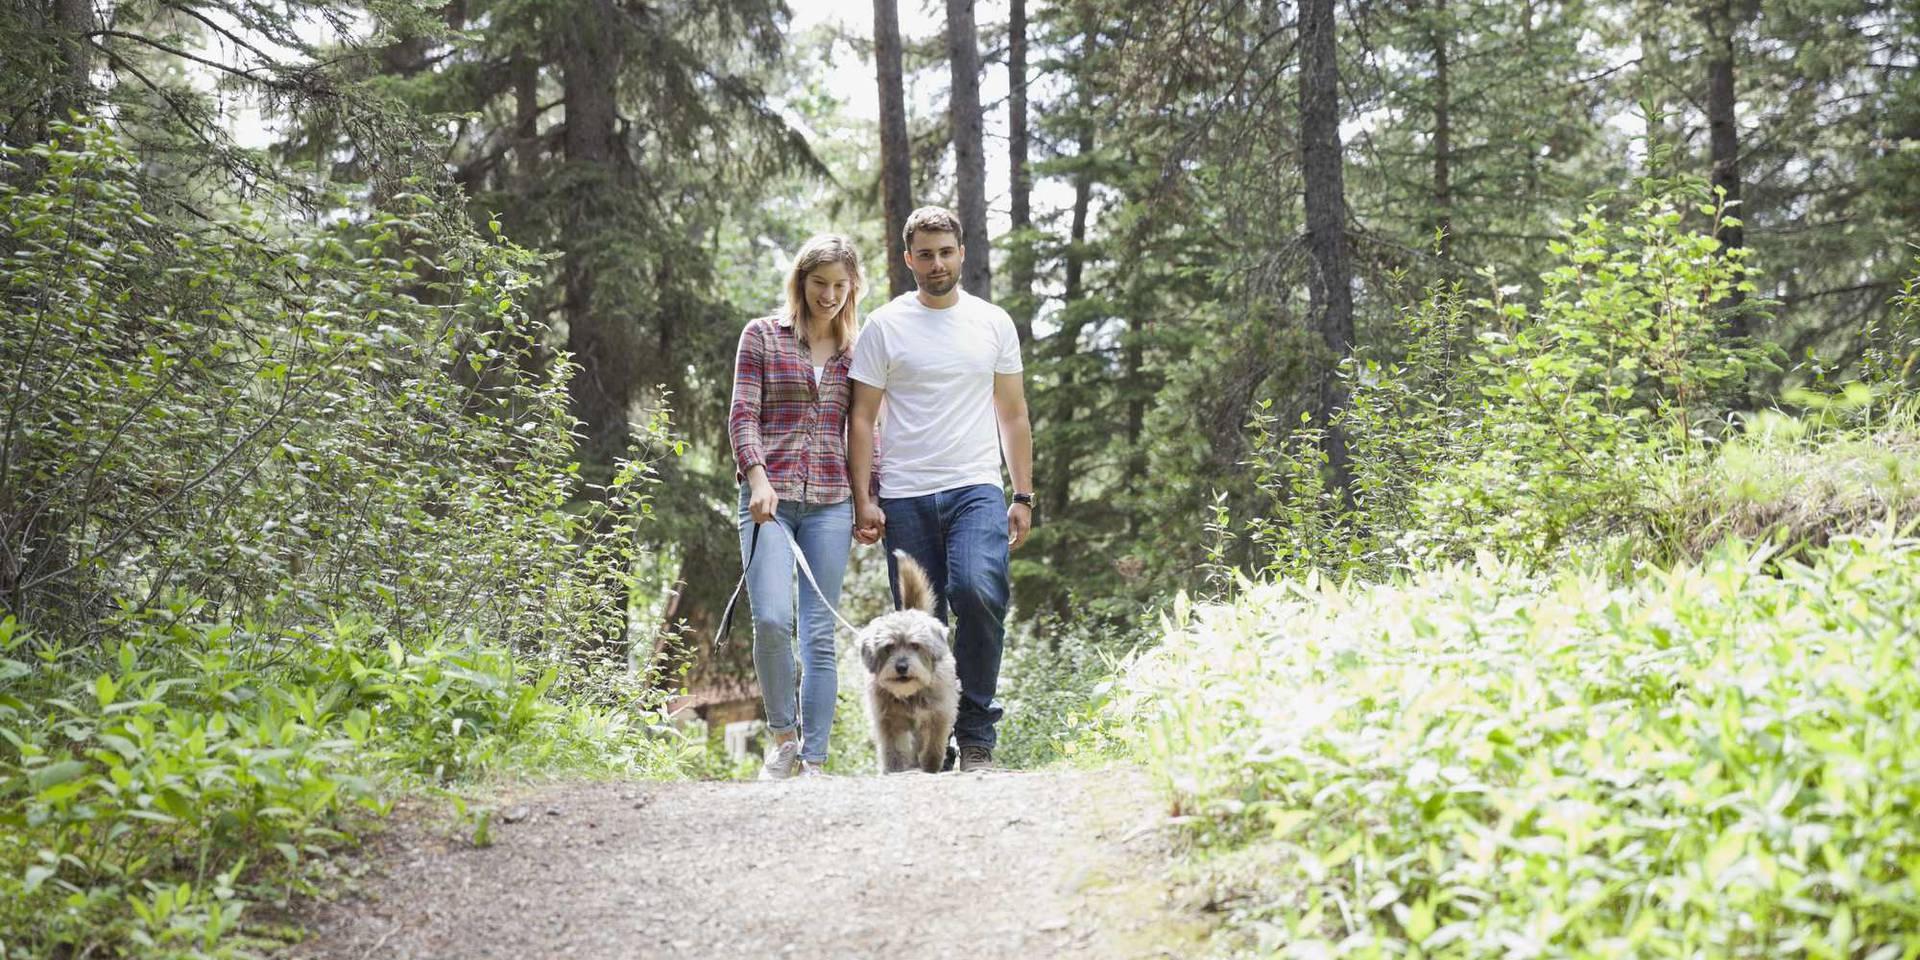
[902,206,963,250]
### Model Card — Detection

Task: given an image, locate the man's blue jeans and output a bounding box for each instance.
[880,483,1010,749]
[737,486,853,764]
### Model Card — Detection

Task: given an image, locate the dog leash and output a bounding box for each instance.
[714,520,865,650]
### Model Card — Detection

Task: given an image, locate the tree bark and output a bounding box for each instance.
[1124,310,1146,529]
[1430,0,1454,261]
[1007,0,1035,343]
[560,0,632,467]
[513,55,542,190]
[946,0,992,299]
[1299,0,1355,498]
[874,0,915,297]
[48,0,95,125]
[1043,98,1096,521]
[1703,0,1748,333]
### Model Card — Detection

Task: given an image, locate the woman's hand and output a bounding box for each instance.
[747,471,779,524]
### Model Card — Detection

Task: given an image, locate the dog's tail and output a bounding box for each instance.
[893,550,937,614]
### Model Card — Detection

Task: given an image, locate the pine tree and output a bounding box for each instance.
[874,0,915,296]
[947,0,992,298]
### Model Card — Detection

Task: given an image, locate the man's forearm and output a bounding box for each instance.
[850,426,876,506]
[849,385,880,507]
[1002,414,1034,494]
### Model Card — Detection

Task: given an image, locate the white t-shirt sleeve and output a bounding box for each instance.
[849,321,888,388]
[993,310,1023,374]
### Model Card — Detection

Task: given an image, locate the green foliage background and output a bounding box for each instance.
[2,0,1918,954]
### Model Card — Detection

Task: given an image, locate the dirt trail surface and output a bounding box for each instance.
[287,768,1193,960]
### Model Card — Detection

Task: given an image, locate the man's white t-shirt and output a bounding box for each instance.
[849,290,1023,499]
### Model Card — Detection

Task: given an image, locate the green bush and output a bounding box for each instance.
[1860,256,1920,388]
[995,613,1149,770]
[1238,180,1774,578]
[0,122,646,660]
[1108,532,1920,958]
[0,121,697,958]
[0,603,700,957]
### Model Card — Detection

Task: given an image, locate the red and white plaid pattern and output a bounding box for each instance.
[729,316,859,504]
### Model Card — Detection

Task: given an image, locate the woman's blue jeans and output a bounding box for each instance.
[737,485,853,763]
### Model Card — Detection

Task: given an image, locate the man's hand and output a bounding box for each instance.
[855,500,887,545]
[1007,502,1031,550]
[848,382,885,546]
[748,476,779,524]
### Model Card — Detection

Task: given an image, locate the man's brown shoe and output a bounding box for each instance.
[957,745,994,772]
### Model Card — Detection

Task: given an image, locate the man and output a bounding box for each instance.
[848,206,1035,773]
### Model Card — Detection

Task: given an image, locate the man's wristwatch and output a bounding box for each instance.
[1011,492,1035,509]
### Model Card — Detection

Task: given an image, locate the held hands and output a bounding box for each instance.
[1008,502,1031,550]
[854,500,887,545]
[748,477,779,524]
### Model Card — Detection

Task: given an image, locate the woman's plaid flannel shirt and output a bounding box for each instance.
[729,315,865,504]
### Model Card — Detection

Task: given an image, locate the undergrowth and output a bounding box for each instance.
[0,122,704,958]
[1108,531,1920,958]
[0,605,701,958]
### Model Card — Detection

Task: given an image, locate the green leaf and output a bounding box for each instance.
[28,759,88,794]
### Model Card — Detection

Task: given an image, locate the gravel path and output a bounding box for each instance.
[286,767,1191,960]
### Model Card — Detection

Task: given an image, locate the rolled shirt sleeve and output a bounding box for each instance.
[728,321,768,477]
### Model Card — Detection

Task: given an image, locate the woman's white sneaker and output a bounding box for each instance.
[759,738,800,780]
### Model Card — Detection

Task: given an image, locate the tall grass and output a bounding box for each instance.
[1650,390,1920,559]
[1108,531,1920,958]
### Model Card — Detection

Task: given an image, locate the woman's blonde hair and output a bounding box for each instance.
[784,234,864,351]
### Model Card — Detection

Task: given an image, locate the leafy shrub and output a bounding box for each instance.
[1109,532,1920,958]
[1860,256,1920,388]
[1240,180,1773,577]
[994,613,1149,770]
[0,121,696,958]
[0,122,645,661]
[0,602,700,957]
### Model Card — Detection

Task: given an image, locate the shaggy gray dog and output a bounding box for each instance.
[859,551,960,774]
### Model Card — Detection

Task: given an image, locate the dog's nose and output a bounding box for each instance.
[893,659,910,676]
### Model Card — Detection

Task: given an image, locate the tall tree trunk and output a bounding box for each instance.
[1299,0,1355,498]
[1007,0,1035,343]
[1430,0,1454,261]
[560,0,631,468]
[946,0,991,299]
[1703,0,1748,333]
[513,55,542,189]
[1123,310,1146,538]
[1043,98,1096,522]
[48,0,95,125]
[873,0,914,297]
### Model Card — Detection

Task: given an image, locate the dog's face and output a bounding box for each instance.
[859,611,951,699]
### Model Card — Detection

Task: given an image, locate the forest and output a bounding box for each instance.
[2,0,1917,955]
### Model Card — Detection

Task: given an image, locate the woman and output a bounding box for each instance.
[728,234,864,779]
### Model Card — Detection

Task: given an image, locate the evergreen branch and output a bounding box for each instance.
[86,29,305,92]
[155,0,278,68]
[86,40,218,146]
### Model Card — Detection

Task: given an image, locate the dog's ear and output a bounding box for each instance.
[859,632,886,673]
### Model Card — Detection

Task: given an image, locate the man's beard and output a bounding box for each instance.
[922,273,958,296]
